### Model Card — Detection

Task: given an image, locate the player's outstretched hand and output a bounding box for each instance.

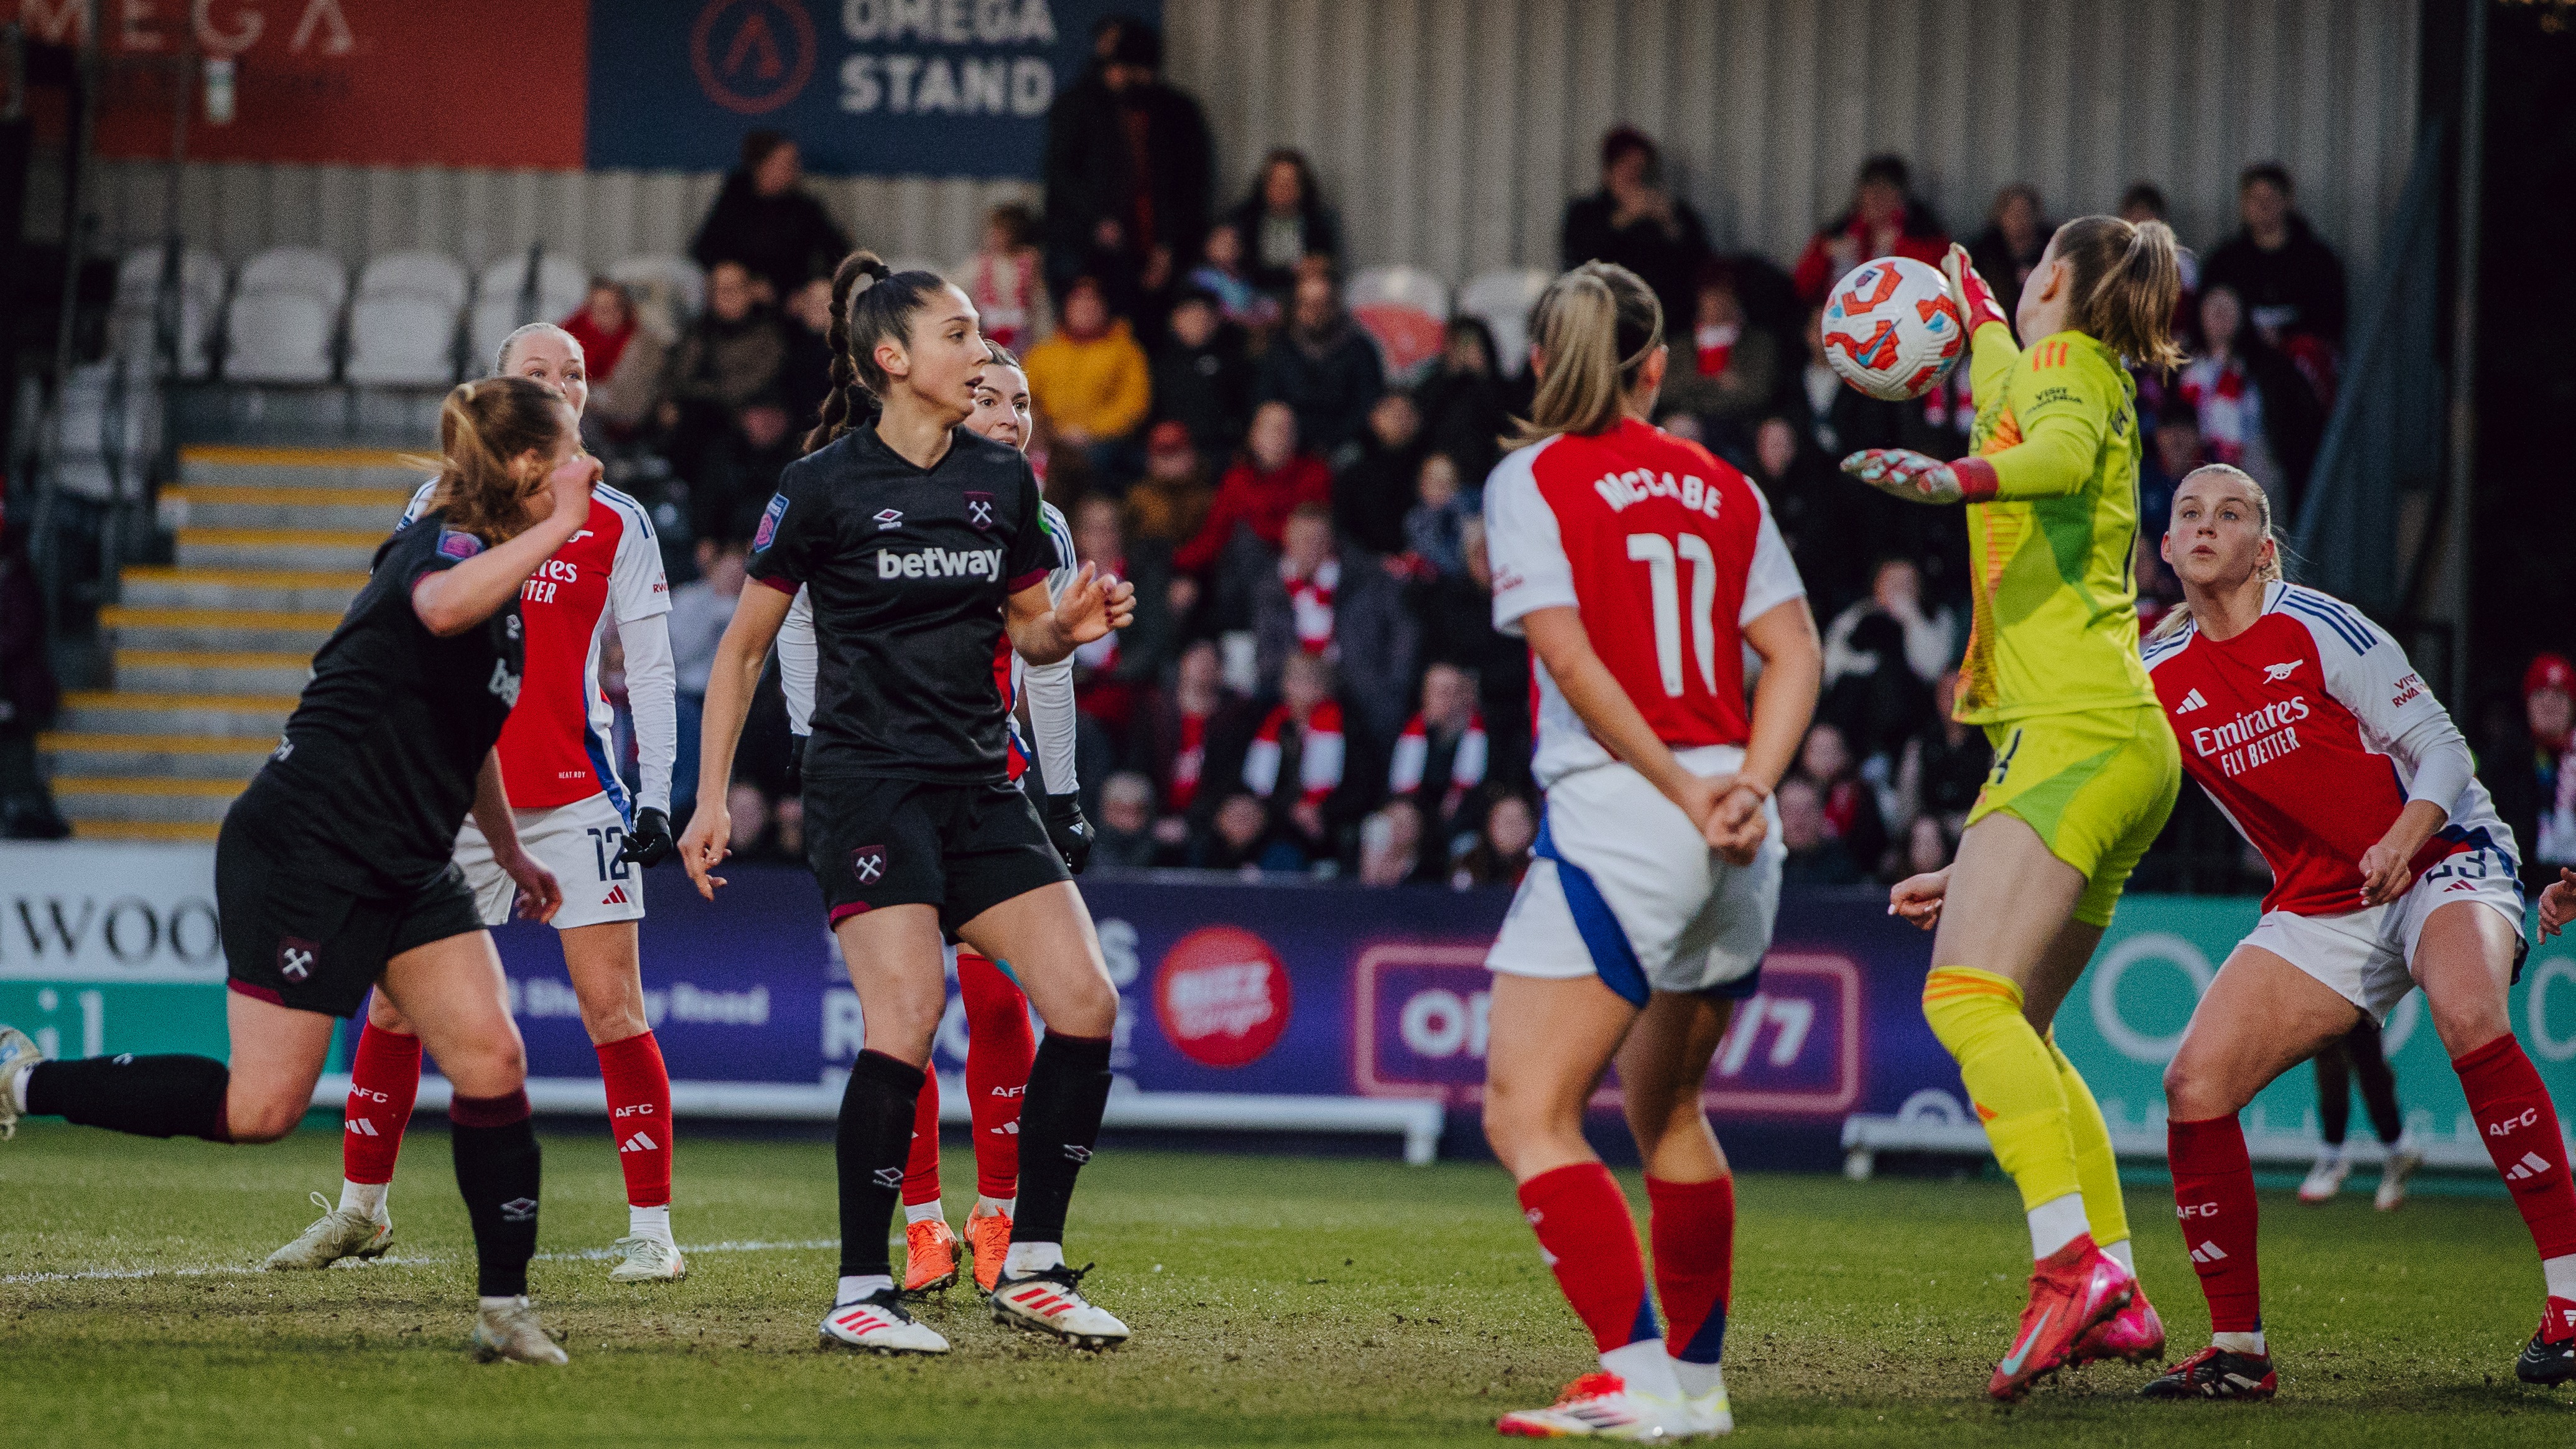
[1701,776,1769,866]
[616,806,676,868]
[1889,866,1952,931]
[2356,839,2415,908]
[1943,242,2009,335]
[1842,449,1964,505]
[1052,562,1137,646]
[500,847,563,925]
[545,452,602,526]
[677,804,732,902]
[2539,867,2576,941]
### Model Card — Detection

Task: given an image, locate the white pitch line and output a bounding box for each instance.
[0,1238,837,1286]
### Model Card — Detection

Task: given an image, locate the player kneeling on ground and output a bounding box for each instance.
[0,378,598,1364]
[1479,262,1822,1438]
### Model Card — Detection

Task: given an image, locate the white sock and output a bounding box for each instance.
[2211,1330,2266,1356]
[2027,1193,2090,1259]
[628,1203,671,1241]
[835,1273,893,1304]
[2544,1254,2576,1302]
[903,1200,946,1226]
[1668,1358,1726,1398]
[1599,1338,1681,1399]
[1003,1240,1064,1276]
[478,1295,526,1313]
[974,1194,1016,1219]
[339,1180,389,1220]
[2102,1237,2135,1272]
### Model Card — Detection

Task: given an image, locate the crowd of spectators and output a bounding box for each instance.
[560,14,2389,890]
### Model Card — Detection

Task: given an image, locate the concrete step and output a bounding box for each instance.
[114,650,312,694]
[101,605,341,653]
[55,690,295,737]
[163,485,411,532]
[51,776,244,825]
[69,820,221,842]
[176,527,384,571]
[121,566,365,613]
[39,732,277,778]
[180,444,426,494]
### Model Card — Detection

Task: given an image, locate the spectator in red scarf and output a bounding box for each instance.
[2178,284,2324,513]
[1171,400,1330,625]
[1792,154,1950,304]
[1244,651,1346,860]
[1656,260,1775,435]
[1251,502,1418,754]
[954,201,1052,354]
[1389,661,1488,858]
[1144,640,1252,837]
[1067,493,1170,737]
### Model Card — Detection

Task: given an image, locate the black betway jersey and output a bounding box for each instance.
[239,511,524,892]
[748,425,1053,784]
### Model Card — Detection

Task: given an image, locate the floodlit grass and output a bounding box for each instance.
[2,1122,2569,1445]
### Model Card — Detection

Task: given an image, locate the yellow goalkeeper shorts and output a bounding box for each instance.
[1966,703,2181,927]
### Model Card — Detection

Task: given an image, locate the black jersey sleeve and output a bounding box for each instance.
[1003,456,1053,594]
[746,460,822,592]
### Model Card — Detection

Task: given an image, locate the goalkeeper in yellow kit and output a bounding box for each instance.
[1843,217,2186,1400]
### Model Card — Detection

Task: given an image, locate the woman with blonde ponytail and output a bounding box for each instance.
[0,375,599,1364]
[1477,261,1821,1438]
[2112,463,2565,1399]
[1862,218,2188,1399]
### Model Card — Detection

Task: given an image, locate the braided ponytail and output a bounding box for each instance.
[802,249,951,455]
[803,251,891,454]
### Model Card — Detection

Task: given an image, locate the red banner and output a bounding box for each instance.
[2,0,587,168]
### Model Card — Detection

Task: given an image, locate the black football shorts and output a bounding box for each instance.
[216,806,487,1018]
[804,773,1069,935]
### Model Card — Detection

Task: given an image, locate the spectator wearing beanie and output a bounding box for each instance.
[2491,653,2576,890]
[1039,16,1214,310]
[1127,421,1216,547]
[1791,154,1949,305]
[1150,285,1252,455]
[1413,316,1514,488]
[1335,391,1426,558]
[1257,268,1386,467]
[1024,273,1153,479]
[689,131,852,305]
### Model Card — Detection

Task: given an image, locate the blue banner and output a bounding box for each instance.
[585,0,1156,178]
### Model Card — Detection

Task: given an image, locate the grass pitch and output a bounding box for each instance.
[2,1122,2569,1447]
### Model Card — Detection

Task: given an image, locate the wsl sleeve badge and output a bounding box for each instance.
[753,493,789,552]
[436,528,483,560]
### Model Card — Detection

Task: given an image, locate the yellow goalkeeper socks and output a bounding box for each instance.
[2048,1032,2131,1260]
[1922,967,2085,1256]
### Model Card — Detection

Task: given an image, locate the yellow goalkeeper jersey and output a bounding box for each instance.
[1953,324,2160,724]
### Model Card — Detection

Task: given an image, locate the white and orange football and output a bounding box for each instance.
[1821,256,1966,402]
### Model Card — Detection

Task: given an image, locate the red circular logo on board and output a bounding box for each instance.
[691,0,819,116]
[1153,926,1293,1069]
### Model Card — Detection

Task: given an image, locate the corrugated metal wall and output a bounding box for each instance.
[65,0,2419,283]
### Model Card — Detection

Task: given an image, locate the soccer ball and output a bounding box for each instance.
[1821,257,1965,402]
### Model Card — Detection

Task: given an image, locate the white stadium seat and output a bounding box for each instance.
[222,246,349,383]
[108,245,227,380]
[1458,268,1551,378]
[470,251,589,369]
[345,250,467,386]
[1346,264,1452,381]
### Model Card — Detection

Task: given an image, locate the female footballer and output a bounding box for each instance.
[1843,219,2185,1399]
[1480,261,1821,1439]
[679,253,1135,1356]
[267,321,689,1286]
[0,376,597,1364]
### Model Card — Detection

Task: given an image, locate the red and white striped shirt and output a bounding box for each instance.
[1244,699,1344,808]
[1388,712,1487,811]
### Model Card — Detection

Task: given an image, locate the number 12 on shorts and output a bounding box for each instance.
[586,826,631,883]
[1627,531,1720,697]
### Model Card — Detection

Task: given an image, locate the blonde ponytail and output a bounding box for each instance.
[2055,215,2187,372]
[1505,261,1663,448]
[2147,463,2282,641]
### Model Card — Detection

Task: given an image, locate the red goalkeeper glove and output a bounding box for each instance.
[1943,243,2009,337]
[1841,448,1999,505]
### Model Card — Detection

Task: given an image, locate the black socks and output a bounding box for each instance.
[1011,1032,1113,1246]
[450,1089,541,1298]
[836,1050,925,1278]
[23,1055,231,1140]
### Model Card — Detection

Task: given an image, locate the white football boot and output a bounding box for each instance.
[607,1234,687,1284]
[264,1191,394,1270]
[471,1297,567,1364]
[989,1263,1131,1349]
[2296,1148,2350,1203]
[1674,1366,1735,1437]
[2376,1131,2423,1211]
[818,1289,951,1354]
[0,1024,45,1139]
[1495,1371,1696,1440]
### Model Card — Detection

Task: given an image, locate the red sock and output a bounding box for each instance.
[903,1064,943,1208]
[959,951,1035,1201]
[2456,1035,2576,1259]
[342,1020,421,1186]
[1518,1162,1659,1354]
[1647,1174,1735,1366]
[595,1030,673,1209]
[2168,1115,2262,1334]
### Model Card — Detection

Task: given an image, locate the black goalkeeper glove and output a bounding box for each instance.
[616,806,676,868]
[785,734,806,795]
[1042,793,1094,875]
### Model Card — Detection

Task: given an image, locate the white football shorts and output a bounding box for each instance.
[452,791,646,931]
[2238,839,2527,1023]
[1487,745,1784,1004]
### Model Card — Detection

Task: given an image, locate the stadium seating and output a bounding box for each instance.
[108,244,226,380]
[222,246,349,384]
[468,251,588,369]
[1458,268,1551,378]
[607,253,705,335]
[343,251,469,387]
[1346,265,1452,383]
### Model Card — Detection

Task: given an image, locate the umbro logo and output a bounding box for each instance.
[498,1197,538,1222]
[602,885,631,906]
[620,1132,659,1153]
[872,1165,904,1190]
[1062,1144,1092,1164]
[2175,688,2208,714]
[875,508,904,530]
[2263,660,2304,682]
[277,938,319,982]
[851,846,886,883]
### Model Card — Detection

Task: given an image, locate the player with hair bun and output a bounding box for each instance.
[1479,261,1822,1438]
[680,252,1135,1357]
[1854,217,2187,1399]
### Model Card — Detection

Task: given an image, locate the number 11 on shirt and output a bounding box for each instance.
[1627,531,1721,698]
